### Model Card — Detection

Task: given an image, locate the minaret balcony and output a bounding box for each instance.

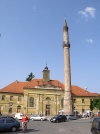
[63,42,70,48]
[63,26,68,32]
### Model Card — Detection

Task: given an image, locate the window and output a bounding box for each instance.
[82,99,84,103]
[82,109,84,113]
[10,96,13,101]
[61,98,64,108]
[18,96,21,101]
[46,97,51,100]
[29,97,34,107]
[0,119,5,123]
[1,95,5,100]
[73,99,76,103]
[6,119,14,123]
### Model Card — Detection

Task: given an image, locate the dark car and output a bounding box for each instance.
[0,116,20,132]
[90,117,100,123]
[50,115,67,123]
[91,118,100,134]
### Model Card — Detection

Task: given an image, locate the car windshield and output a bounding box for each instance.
[30,114,36,117]
[36,115,40,117]
[54,115,60,118]
[20,114,24,117]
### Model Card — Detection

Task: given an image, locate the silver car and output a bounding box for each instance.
[30,114,47,121]
[66,114,78,121]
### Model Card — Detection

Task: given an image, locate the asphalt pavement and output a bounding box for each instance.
[1,118,93,134]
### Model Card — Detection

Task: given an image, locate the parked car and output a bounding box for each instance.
[50,115,67,123]
[90,117,100,123]
[0,116,20,132]
[91,118,100,134]
[30,114,47,121]
[15,113,24,120]
[66,114,79,121]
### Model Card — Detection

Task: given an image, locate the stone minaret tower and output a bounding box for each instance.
[63,19,73,115]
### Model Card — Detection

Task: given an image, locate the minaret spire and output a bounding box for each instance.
[63,19,73,115]
[64,18,67,27]
[63,19,69,48]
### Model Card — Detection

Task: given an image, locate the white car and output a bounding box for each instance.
[30,114,47,121]
[15,113,24,120]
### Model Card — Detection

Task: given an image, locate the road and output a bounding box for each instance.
[2,118,93,134]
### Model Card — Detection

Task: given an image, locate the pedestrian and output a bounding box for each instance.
[22,114,29,133]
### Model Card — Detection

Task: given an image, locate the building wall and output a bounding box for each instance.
[0,89,98,115]
[73,96,98,114]
[0,93,24,114]
[23,88,64,115]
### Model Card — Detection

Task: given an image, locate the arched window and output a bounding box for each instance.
[29,97,34,107]
[61,98,64,108]
[46,97,51,100]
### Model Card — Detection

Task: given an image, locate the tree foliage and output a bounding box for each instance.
[90,98,100,111]
[26,72,35,81]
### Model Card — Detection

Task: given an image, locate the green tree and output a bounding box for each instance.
[26,72,35,81]
[90,98,100,111]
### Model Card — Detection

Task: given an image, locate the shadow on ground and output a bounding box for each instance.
[1,129,40,133]
[19,129,40,133]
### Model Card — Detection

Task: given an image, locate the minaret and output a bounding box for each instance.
[63,19,73,115]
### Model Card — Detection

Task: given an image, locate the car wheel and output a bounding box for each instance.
[65,119,67,122]
[56,120,59,123]
[68,118,70,121]
[41,118,43,121]
[11,126,17,132]
[32,118,34,121]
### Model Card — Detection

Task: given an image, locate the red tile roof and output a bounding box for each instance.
[24,79,64,89]
[72,86,98,97]
[0,79,98,97]
[0,80,28,94]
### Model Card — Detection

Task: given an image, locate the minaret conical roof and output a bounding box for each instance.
[64,19,67,27]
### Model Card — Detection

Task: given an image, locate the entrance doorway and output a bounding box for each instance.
[82,109,84,113]
[45,105,50,115]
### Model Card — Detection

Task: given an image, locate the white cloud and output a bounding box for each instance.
[85,7,96,18]
[86,39,93,43]
[78,11,88,19]
[78,7,96,21]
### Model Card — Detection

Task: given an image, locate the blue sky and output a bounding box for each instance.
[0,0,100,93]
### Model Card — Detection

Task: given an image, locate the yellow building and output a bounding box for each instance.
[0,65,99,115]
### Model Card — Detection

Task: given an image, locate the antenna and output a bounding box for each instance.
[64,14,66,20]
[85,87,88,90]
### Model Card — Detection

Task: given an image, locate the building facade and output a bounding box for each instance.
[0,65,99,115]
